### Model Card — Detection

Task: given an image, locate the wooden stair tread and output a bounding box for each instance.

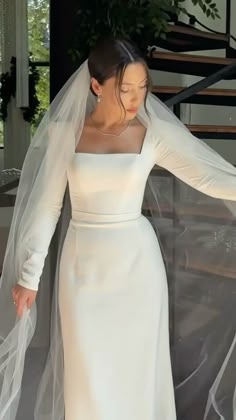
[153,22,232,53]
[151,85,236,106]
[166,24,229,42]
[187,125,236,132]
[147,52,236,79]
[152,86,236,96]
[149,51,236,65]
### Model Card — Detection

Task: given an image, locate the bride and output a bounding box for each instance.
[0,37,236,420]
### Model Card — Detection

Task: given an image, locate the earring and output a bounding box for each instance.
[97,94,101,103]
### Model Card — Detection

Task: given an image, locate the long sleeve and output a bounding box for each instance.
[154,120,236,200]
[17,167,68,291]
[16,121,71,291]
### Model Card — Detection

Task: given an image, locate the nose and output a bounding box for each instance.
[131,88,144,105]
[129,94,140,108]
[131,91,139,102]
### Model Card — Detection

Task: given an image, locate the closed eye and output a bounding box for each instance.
[121,85,148,93]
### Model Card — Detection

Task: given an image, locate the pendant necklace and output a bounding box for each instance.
[90,112,130,138]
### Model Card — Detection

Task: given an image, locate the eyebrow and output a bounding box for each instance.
[121,77,148,85]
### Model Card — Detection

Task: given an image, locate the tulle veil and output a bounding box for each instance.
[0,58,236,420]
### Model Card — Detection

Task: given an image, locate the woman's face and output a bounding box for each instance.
[91,62,148,121]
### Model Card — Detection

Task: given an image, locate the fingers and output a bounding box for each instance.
[11,286,17,303]
[16,297,27,318]
[11,285,37,318]
[26,295,34,309]
[11,286,20,313]
[12,287,20,314]
[17,296,35,317]
[11,289,29,318]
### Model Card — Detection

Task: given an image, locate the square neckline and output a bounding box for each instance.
[74,126,149,157]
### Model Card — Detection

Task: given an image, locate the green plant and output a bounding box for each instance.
[0,58,16,122]
[187,0,220,19]
[69,0,220,64]
[28,0,50,130]
[0,55,41,124]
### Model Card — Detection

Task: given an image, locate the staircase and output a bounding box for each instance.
[152,85,236,106]
[148,51,236,78]
[155,22,232,54]
[148,13,236,141]
[152,85,236,139]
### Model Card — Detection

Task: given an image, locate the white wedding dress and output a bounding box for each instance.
[58,128,176,420]
[17,121,236,420]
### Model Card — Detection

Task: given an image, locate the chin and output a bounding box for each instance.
[125,112,137,120]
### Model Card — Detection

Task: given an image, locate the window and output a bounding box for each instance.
[0,0,50,149]
[0,8,3,148]
[28,0,50,135]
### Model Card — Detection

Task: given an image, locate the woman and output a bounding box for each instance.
[1,37,236,419]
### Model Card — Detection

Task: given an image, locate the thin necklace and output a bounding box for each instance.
[90,112,130,138]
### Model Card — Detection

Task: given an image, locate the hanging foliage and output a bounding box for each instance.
[0,55,41,124]
[69,0,220,64]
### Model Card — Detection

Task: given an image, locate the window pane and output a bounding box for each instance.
[0,5,3,147]
[31,66,49,136]
[28,0,50,137]
[28,0,49,62]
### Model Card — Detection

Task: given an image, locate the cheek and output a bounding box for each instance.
[107,92,127,111]
[103,91,121,108]
[123,90,147,104]
[140,89,147,100]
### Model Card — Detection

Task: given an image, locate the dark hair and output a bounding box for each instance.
[88,37,151,118]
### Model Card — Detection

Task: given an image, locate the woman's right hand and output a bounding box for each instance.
[11,284,37,318]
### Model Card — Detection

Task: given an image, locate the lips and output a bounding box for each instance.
[126,108,137,113]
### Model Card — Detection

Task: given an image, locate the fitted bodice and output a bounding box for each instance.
[67,129,155,222]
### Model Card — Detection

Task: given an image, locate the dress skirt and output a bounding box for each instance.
[58,211,176,420]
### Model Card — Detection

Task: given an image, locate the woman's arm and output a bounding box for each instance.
[154,120,236,200]
[17,170,68,291]
[17,172,68,291]
[17,124,69,291]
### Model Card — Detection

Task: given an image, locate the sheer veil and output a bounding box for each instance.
[0,58,236,419]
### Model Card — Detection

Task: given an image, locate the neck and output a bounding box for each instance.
[91,106,129,130]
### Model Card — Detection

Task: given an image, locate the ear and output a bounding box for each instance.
[91,77,102,96]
